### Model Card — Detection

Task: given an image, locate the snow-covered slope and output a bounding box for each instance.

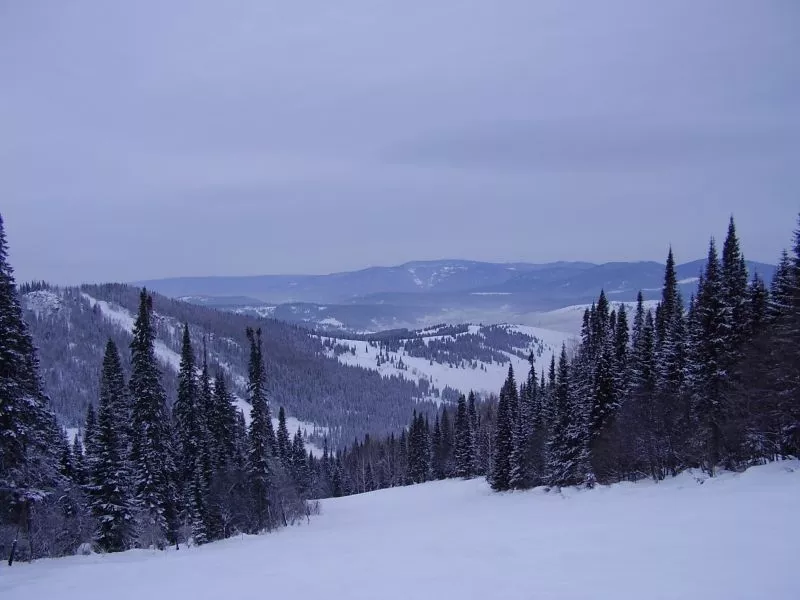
[321,324,575,398]
[82,293,182,371]
[526,300,661,334]
[3,461,798,600]
[22,289,64,318]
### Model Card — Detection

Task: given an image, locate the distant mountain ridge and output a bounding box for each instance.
[138,258,776,333]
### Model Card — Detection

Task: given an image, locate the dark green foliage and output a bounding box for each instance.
[407,411,431,483]
[90,341,135,552]
[490,366,517,491]
[173,324,209,545]
[0,213,85,558]
[277,406,291,467]
[454,394,476,477]
[246,327,275,532]
[129,290,178,548]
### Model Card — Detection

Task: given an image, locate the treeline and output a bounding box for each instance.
[310,393,491,497]
[319,216,800,496]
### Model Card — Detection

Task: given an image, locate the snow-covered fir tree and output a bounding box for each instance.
[90,340,135,552]
[246,327,276,532]
[129,289,179,548]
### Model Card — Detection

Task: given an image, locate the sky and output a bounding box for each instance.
[1,0,799,284]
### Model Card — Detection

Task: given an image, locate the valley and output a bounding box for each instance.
[144,258,775,334]
[22,284,573,448]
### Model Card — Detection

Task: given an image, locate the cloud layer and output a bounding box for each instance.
[1,0,798,283]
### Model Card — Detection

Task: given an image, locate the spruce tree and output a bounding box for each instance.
[407,411,431,483]
[546,345,588,487]
[490,365,517,491]
[209,373,237,469]
[290,430,310,497]
[276,406,291,467]
[0,213,79,557]
[690,239,727,473]
[509,364,532,490]
[246,327,275,532]
[746,274,769,336]
[454,395,476,477]
[173,324,209,545]
[467,391,479,465]
[83,404,98,474]
[614,304,630,396]
[197,346,214,503]
[651,249,688,477]
[91,340,135,552]
[71,434,87,486]
[439,407,453,478]
[767,250,794,322]
[129,289,177,548]
[721,217,750,353]
[431,413,444,479]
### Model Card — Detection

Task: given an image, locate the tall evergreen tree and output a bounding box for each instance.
[490,365,517,491]
[276,406,291,467]
[90,340,135,552]
[290,429,311,497]
[690,240,727,473]
[767,250,794,322]
[83,404,99,475]
[439,407,453,478]
[245,327,275,532]
[721,216,750,354]
[467,391,479,472]
[129,289,178,548]
[614,304,630,395]
[209,373,237,469]
[407,411,431,483]
[431,413,444,479]
[546,345,589,487]
[71,434,87,486]
[454,394,476,477]
[173,324,208,545]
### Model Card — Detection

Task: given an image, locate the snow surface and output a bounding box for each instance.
[3,461,798,600]
[320,325,573,397]
[232,305,277,318]
[318,316,345,329]
[22,290,63,317]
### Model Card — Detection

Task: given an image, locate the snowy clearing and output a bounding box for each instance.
[320,325,573,397]
[2,460,797,600]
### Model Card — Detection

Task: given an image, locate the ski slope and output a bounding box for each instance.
[321,324,574,399]
[3,461,797,600]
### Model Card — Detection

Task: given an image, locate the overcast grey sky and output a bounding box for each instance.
[1,0,798,284]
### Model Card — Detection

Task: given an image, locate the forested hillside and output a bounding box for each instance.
[3,213,798,563]
[21,283,443,447]
[314,217,800,498]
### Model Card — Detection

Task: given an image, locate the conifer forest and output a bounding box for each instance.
[1,212,798,559]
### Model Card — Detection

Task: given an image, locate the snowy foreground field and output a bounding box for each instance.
[3,462,799,600]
